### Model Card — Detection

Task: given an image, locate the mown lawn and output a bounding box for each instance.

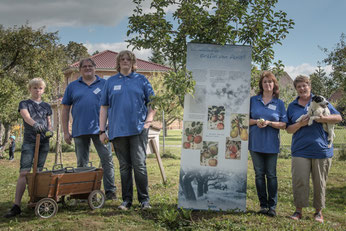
[0,130,345,230]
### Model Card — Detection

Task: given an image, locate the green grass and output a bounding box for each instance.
[0,130,345,230]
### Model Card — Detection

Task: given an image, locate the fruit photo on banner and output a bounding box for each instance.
[225,138,241,160]
[208,106,225,130]
[230,113,249,141]
[183,121,203,150]
[200,141,219,167]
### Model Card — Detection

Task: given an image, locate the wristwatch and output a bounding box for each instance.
[99,130,105,135]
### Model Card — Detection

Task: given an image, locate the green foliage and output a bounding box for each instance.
[128,0,294,70]
[322,33,346,92]
[0,24,64,123]
[310,65,335,99]
[64,41,90,64]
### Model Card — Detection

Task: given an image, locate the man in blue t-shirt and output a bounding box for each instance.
[62,58,117,200]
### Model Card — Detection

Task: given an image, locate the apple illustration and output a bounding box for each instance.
[208,158,218,166]
[229,145,238,153]
[187,134,194,142]
[211,115,218,122]
[183,142,191,149]
[217,123,224,130]
[230,152,237,159]
[209,145,218,155]
[194,135,202,144]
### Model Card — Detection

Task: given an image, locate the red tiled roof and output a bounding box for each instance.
[69,50,171,72]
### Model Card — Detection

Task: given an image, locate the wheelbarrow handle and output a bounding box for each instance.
[32,134,41,174]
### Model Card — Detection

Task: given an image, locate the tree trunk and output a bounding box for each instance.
[1,123,11,151]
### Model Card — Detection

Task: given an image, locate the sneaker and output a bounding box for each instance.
[4,204,21,218]
[289,211,302,220]
[141,201,152,210]
[267,209,276,217]
[118,201,132,211]
[105,191,117,201]
[258,207,268,215]
[314,211,324,223]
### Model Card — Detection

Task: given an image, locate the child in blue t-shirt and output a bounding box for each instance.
[9,136,16,160]
[4,78,52,219]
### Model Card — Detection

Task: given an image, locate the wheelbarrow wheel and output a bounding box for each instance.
[88,190,105,210]
[35,198,58,218]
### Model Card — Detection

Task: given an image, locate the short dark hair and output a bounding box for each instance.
[79,58,96,70]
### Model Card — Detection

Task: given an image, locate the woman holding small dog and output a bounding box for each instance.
[286,75,342,223]
[248,71,287,217]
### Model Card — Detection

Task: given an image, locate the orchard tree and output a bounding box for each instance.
[310,65,334,99]
[321,33,346,125]
[64,41,90,64]
[0,24,66,160]
[127,0,294,127]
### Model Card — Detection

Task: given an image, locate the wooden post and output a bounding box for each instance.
[150,138,167,184]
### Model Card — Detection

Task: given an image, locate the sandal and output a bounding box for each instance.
[314,212,324,223]
[289,211,302,220]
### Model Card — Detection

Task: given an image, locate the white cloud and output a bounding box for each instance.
[84,42,152,60]
[284,63,332,79]
[0,0,151,28]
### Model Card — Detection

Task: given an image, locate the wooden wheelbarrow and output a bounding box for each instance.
[26,134,105,218]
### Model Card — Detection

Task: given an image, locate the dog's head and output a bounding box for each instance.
[312,95,328,108]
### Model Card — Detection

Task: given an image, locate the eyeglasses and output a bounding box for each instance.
[82,65,95,69]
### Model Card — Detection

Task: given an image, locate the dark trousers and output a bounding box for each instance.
[112,128,149,203]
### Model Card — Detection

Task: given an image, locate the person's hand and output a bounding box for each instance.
[315,115,325,123]
[64,132,72,145]
[33,123,45,133]
[143,121,152,129]
[45,130,54,138]
[256,119,267,128]
[99,132,109,145]
[298,115,309,127]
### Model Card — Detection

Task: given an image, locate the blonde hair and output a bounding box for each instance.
[293,75,310,88]
[28,78,46,90]
[116,50,137,72]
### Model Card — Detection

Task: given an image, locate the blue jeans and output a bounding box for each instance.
[20,141,49,172]
[112,128,149,203]
[74,134,116,193]
[250,151,278,210]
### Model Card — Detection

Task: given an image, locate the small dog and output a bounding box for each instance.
[296,95,335,148]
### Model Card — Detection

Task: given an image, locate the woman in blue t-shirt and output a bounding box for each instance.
[249,71,287,217]
[286,75,341,223]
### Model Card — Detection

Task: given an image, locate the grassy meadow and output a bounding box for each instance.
[0,129,345,230]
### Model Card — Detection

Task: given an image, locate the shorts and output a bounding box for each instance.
[20,141,49,172]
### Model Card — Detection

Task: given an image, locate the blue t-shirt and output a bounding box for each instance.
[18,99,52,143]
[248,95,288,154]
[62,76,105,137]
[287,95,340,159]
[100,72,154,140]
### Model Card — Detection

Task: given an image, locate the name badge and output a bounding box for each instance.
[93,88,101,94]
[114,85,121,91]
[268,104,276,110]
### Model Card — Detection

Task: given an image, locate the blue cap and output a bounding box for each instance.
[10,136,15,140]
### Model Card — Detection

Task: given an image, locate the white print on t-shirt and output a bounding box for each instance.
[93,88,101,94]
[268,104,277,111]
[113,85,121,91]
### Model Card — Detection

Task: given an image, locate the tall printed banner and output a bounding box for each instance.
[178,43,252,211]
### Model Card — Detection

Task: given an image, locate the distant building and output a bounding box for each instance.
[51,50,171,130]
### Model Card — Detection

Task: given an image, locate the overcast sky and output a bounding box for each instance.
[1,0,345,79]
